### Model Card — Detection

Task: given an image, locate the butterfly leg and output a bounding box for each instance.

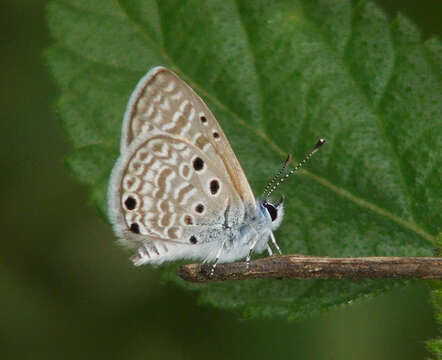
[205,240,226,277]
[266,244,274,256]
[270,231,282,255]
[246,237,258,270]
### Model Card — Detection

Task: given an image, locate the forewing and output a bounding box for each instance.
[108,132,245,249]
[121,67,256,208]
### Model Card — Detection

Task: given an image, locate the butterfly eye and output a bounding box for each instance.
[263,203,278,222]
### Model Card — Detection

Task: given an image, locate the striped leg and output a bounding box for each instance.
[270,231,282,255]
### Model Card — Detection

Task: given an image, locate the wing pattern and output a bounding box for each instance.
[108,67,257,265]
[121,67,255,206]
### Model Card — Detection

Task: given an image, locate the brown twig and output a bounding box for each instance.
[177,255,442,283]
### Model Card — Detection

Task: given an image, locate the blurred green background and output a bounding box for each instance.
[1,0,440,359]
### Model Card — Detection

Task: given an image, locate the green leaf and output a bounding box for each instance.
[46,0,441,319]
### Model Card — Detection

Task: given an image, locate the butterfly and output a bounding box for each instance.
[108,66,324,271]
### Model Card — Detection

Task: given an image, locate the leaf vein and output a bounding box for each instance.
[300,2,421,235]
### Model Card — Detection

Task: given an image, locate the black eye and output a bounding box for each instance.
[263,203,277,221]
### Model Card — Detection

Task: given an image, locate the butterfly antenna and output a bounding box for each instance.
[262,154,293,199]
[265,138,326,199]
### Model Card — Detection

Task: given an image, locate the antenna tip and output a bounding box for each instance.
[314,138,326,150]
[285,153,293,166]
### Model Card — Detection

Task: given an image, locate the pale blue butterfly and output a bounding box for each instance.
[108,67,324,272]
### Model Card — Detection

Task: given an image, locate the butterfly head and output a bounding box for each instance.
[262,196,284,231]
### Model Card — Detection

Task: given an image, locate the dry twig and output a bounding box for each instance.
[177,255,442,283]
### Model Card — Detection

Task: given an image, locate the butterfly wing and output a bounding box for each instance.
[108,131,247,265]
[120,66,255,208]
